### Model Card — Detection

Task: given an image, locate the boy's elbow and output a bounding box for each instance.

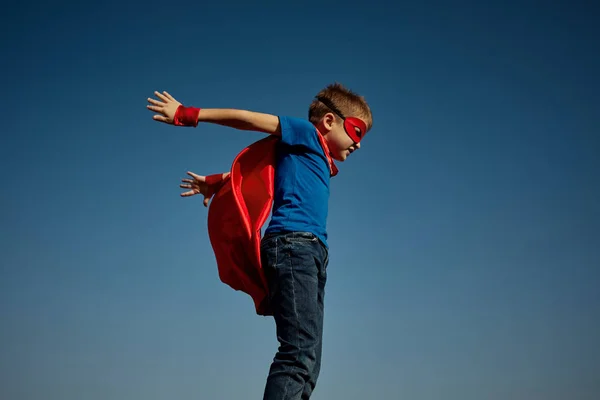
[249,111,281,136]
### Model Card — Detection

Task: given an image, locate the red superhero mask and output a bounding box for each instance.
[316,96,367,143]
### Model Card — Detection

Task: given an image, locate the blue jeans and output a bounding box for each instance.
[261,231,329,400]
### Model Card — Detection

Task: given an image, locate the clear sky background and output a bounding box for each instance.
[1,1,599,399]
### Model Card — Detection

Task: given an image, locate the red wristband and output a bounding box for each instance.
[205,173,227,196]
[173,105,201,127]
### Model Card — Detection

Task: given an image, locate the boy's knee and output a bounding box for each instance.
[275,342,318,371]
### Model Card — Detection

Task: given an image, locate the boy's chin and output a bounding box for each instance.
[332,152,347,162]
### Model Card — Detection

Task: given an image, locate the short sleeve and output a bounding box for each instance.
[278,116,320,150]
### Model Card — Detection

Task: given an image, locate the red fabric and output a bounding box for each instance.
[344,117,368,144]
[207,130,336,316]
[316,128,339,177]
[205,173,227,197]
[174,105,201,127]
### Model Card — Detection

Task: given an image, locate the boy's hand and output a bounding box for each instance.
[180,171,227,207]
[147,91,181,124]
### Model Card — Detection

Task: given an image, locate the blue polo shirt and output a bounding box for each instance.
[264,116,331,247]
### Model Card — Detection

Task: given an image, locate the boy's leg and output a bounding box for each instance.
[301,249,327,400]
[261,232,328,400]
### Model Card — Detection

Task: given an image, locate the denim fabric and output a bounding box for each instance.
[261,231,329,400]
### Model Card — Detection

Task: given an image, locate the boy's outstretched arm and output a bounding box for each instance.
[147,91,281,136]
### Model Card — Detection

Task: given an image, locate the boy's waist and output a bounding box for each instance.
[263,228,328,249]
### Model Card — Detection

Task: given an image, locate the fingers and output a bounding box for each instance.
[187,171,205,181]
[163,91,176,101]
[147,91,179,125]
[148,91,176,107]
[180,190,197,197]
[147,98,163,106]
[147,105,162,112]
[154,91,169,102]
[147,97,167,121]
[180,172,209,200]
[153,115,169,122]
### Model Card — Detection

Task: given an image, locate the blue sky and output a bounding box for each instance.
[1,0,599,399]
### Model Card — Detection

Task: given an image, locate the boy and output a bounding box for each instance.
[146,83,373,399]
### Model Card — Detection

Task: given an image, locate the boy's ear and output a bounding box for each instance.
[322,112,335,132]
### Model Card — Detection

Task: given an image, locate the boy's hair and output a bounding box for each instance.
[309,83,373,131]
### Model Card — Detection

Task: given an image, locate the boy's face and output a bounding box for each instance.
[321,113,363,162]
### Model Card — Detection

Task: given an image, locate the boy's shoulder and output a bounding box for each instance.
[279,115,315,132]
[278,115,319,149]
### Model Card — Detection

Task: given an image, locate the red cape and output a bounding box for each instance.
[207,134,337,316]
